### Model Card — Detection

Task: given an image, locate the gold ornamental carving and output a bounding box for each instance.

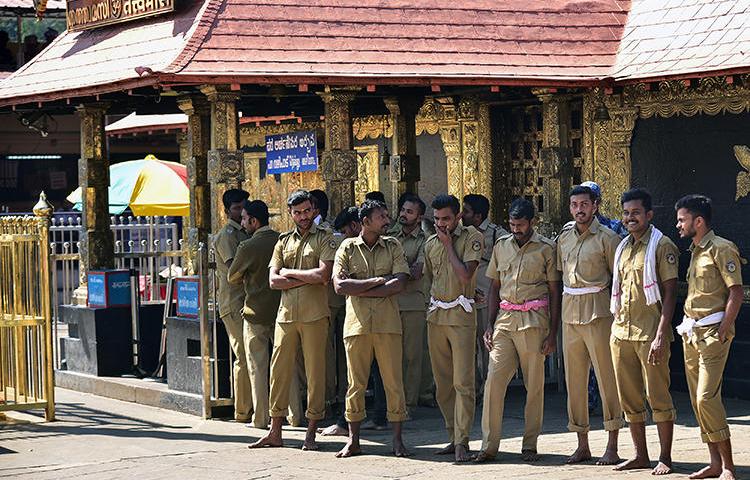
[354,145,380,205]
[734,145,750,201]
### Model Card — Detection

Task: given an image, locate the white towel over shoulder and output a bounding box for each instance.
[610,227,664,315]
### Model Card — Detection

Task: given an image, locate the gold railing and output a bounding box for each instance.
[0,193,54,420]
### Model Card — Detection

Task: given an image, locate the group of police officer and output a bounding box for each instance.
[212,182,743,480]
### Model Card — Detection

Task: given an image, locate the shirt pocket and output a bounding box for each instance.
[429,249,444,273]
[495,261,513,285]
[300,243,318,269]
[519,255,543,285]
[694,257,719,292]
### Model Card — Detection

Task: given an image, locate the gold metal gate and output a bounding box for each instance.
[0,193,54,420]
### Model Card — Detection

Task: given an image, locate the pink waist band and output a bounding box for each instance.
[499,298,549,312]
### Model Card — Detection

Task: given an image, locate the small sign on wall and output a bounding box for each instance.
[87,270,131,308]
[265,130,318,174]
[175,276,200,318]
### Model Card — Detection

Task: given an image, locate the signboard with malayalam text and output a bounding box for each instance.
[265,130,318,175]
[66,0,174,32]
[175,276,200,318]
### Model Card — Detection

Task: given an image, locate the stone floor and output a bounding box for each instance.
[1,387,749,479]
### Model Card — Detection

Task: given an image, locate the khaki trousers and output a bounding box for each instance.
[419,319,435,403]
[610,337,676,424]
[683,325,733,443]
[475,307,490,395]
[481,327,547,455]
[428,323,476,446]
[401,310,427,408]
[222,311,253,421]
[268,317,329,421]
[344,333,408,423]
[563,318,624,432]
[325,304,347,405]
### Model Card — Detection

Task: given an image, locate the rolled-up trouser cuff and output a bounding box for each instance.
[386,411,408,423]
[703,427,731,444]
[624,411,648,423]
[345,410,366,423]
[603,418,625,431]
[652,408,676,423]
[567,422,589,433]
[306,409,326,421]
[270,408,288,418]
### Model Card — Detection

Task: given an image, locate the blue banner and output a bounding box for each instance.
[175,277,200,318]
[265,130,318,174]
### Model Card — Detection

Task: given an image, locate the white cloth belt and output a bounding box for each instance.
[563,286,605,296]
[428,295,475,314]
[676,311,725,339]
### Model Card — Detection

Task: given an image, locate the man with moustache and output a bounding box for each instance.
[250,190,336,451]
[675,194,743,480]
[423,194,484,462]
[389,193,428,416]
[227,200,281,429]
[333,199,411,458]
[610,188,678,475]
[473,198,560,463]
[557,185,624,465]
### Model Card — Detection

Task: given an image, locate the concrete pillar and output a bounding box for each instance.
[73,103,114,304]
[385,95,421,210]
[319,87,359,215]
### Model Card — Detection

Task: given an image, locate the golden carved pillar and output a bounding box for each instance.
[177,95,212,275]
[597,103,638,216]
[73,103,115,304]
[385,95,421,210]
[177,131,189,165]
[438,98,462,198]
[534,90,574,234]
[200,85,244,233]
[319,87,359,215]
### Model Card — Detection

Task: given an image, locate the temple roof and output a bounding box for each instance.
[0,0,748,106]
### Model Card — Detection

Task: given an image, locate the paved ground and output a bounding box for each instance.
[1,387,749,479]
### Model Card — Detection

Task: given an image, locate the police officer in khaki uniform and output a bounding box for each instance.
[227,200,281,429]
[557,185,624,465]
[610,188,678,475]
[389,194,428,415]
[461,194,509,399]
[675,194,743,480]
[474,198,560,463]
[250,190,336,451]
[213,189,252,422]
[333,199,411,458]
[423,194,483,462]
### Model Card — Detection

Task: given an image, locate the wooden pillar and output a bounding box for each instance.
[177,95,211,275]
[385,95,421,210]
[601,104,638,216]
[319,87,359,215]
[73,103,114,304]
[200,85,244,233]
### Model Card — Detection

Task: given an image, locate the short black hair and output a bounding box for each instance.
[463,194,490,220]
[675,194,712,224]
[333,206,360,231]
[358,199,387,221]
[570,185,597,203]
[309,189,329,219]
[365,191,386,203]
[621,187,653,212]
[242,199,269,226]
[287,189,315,208]
[509,197,535,221]
[222,189,249,210]
[400,193,426,215]
[431,194,460,215]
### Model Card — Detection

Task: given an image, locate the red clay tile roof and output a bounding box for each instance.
[614,0,750,81]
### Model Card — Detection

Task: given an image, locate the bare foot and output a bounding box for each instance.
[597,447,621,465]
[435,443,455,455]
[566,446,592,464]
[614,457,651,471]
[248,431,283,449]
[302,432,319,451]
[688,465,723,479]
[522,449,540,462]
[454,444,471,463]
[393,439,412,457]
[719,469,737,480]
[317,424,348,436]
[652,461,673,475]
[473,451,496,463]
[335,440,361,458]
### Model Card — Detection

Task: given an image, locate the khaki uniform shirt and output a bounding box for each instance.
[333,235,410,338]
[557,218,620,325]
[389,223,427,312]
[487,232,559,331]
[213,219,250,318]
[227,226,282,325]
[612,226,679,341]
[685,230,743,321]
[476,219,509,310]
[269,224,337,323]
[424,224,484,326]
[327,232,347,309]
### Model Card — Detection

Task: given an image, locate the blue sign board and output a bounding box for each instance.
[87,270,131,308]
[175,277,200,318]
[265,130,318,174]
